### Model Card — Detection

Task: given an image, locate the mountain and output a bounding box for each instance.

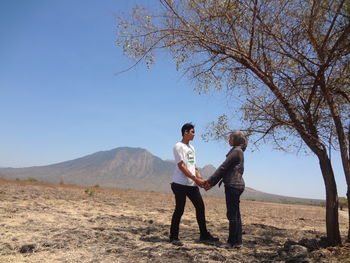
[0,147,174,192]
[0,147,322,205]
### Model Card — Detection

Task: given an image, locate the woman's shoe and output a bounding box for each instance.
[199,232,219,242]
[169,237,183,246]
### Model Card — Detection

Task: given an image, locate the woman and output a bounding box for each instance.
[205,130,247,248]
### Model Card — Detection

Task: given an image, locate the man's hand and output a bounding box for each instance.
[194,177,205,187]
[203,181,212,191]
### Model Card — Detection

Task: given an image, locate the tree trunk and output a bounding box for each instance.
[347,186,350,242]
[318,151,342,246]
[347,125,350,242]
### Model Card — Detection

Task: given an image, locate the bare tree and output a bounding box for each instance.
[116,0,350,245]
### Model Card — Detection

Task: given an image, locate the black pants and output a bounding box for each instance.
[225,186,244,245]
[170,182,208,239]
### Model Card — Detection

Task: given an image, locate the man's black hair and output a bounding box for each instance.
[181,123,195,136]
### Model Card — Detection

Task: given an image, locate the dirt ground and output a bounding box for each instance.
[0,179,349,263]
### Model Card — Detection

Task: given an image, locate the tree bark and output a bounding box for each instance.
[347,185,350,242]
[347,125,350,242]
[318,150,342,245]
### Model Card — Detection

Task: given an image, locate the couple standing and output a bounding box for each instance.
[169,123,247,249]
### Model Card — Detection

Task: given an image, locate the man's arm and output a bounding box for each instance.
[195,167,202,179]
[195,167,205,187]
[178,161,204,186]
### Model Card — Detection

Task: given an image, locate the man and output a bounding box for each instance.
[169,123,218,245]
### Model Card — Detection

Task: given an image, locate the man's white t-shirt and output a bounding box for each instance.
[172,142,196,186]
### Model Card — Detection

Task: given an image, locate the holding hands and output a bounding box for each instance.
[202,181,212,191]
[193,177,212,191]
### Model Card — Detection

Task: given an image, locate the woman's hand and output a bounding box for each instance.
[194,177,205,187]
[203,181,212,191]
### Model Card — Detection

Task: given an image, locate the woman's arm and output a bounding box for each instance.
[207,149,239,187]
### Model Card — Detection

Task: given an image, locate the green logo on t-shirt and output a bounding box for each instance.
[187,151,195,164]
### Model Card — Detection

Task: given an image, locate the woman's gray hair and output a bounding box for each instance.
[230,130,247,151]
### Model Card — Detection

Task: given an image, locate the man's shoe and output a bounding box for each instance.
[200,232,219,242]
[233,244,242,249]
[221,243,242,249]
[220,243,234,249]
[169,237,183,246]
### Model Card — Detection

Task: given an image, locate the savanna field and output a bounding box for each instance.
[0,179,349,263]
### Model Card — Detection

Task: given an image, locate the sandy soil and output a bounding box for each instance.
[0,179,349,263]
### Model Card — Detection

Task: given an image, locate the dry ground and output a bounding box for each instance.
[0,179,349,263]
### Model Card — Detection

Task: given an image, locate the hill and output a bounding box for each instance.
[0,147,321,205]
[0,147,172,191]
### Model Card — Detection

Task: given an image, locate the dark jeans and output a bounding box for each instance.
[225,186,244,245]
[170,183,207,239]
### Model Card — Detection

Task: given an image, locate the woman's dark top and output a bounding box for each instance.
[207,146,245,190]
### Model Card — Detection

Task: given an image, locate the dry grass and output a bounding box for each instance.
[0,179,349,263]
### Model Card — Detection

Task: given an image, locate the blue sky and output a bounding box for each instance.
[0,0,347,199]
